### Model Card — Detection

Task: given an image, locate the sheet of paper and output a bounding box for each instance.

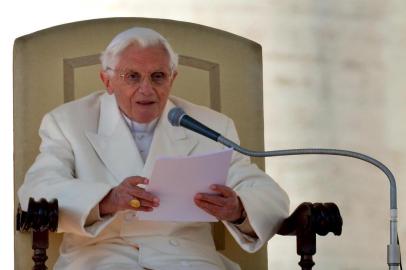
[137,148,233,222]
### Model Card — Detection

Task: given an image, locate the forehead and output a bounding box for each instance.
[116,44,171,71]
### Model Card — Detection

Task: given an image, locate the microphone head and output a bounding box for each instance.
[168,107,186,126]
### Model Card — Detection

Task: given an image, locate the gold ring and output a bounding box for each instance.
[129,198,141,208]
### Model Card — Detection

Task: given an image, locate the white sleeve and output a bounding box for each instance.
[221,118,290,253]
[17,113,115,237]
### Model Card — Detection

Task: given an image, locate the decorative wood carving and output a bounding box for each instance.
[17,199,342,270]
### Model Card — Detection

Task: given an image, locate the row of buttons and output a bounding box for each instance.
[123,212,182,250]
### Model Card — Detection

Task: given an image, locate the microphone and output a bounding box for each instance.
[168,106,401,269]
[168,107,221,142]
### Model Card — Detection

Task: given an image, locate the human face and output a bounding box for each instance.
[100,44,177,123]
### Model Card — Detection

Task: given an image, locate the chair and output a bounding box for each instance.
[14,18,342,270]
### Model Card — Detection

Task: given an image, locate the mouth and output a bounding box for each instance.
[136,101,157,106]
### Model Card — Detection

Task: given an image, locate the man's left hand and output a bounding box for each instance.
[194,185,243,222]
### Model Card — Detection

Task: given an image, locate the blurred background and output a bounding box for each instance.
[2,0,405,269]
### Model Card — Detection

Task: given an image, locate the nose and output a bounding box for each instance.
[138,78,154,95]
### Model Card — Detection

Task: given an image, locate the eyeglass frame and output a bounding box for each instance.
[105,67,175,88]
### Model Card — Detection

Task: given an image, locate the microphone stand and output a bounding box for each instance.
[217,136,401,269]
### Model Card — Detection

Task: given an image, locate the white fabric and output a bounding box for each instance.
[121,113,158,162]
[18,91,290,270]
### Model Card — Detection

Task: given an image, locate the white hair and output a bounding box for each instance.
[100,27,178,72]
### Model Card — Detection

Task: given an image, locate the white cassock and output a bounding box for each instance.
[18,91,290,270]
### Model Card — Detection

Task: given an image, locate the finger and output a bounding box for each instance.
[194,198,222,217]
[127,197,156,209]
[129,189,160,204]
[196,198,242,222]
[139,199,158,208]
[195,193,226,206]
[125,176,149,186]
[210,184,236,198]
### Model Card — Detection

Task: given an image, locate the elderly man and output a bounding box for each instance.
[18,27,289,270]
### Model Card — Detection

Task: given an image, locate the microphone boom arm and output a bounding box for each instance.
[217,135,401,269]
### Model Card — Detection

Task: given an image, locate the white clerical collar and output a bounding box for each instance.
[121,113,158,134]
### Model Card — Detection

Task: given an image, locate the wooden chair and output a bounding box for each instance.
[17,198,342,270]
[14,18,342,270]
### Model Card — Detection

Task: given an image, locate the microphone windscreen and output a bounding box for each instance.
[168,107,185,126]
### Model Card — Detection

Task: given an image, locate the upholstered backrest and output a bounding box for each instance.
[14,18,265,270]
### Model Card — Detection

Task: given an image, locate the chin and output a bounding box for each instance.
[138,118,155,124]
[133,112,159,123]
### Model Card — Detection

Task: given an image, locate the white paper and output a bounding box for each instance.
[137,148,233,222]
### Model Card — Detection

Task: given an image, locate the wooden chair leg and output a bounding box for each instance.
[17,198,58,270]
[32,230,49,270]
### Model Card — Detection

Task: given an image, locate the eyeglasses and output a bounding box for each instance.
[107,68,172,87]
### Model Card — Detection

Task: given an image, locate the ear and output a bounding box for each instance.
[100,70,114,95]
[169,70,178,88]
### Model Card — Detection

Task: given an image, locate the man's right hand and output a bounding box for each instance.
[99,176,160,216]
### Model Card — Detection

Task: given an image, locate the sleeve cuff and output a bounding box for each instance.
[84,204,103,226]
[234,215,258,239]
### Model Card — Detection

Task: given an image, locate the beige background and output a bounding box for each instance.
[3,0,406,269]
[264,2,406,269]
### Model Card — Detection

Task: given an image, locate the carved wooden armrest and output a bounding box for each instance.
[16,199,342,270]
[16,198,58,270]
[277,202,343,270]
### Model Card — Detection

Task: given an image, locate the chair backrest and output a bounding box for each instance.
[14,18,266,270]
